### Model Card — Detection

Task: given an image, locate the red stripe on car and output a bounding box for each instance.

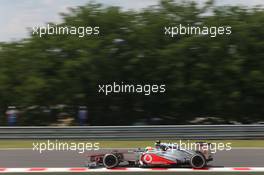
[142,153,176,165]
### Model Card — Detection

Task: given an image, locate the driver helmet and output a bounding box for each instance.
[155,140,161,148]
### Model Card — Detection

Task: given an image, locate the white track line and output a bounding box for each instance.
[0,167,264,173]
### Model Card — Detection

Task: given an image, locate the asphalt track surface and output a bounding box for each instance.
[0,148,263,168]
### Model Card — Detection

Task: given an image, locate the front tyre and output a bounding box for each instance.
[103,154,119,169]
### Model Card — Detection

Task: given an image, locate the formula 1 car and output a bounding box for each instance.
[86,141,213,169]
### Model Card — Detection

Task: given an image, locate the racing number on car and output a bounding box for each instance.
[143,154,152,163]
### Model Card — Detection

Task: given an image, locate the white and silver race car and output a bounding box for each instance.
[87,141,213,169]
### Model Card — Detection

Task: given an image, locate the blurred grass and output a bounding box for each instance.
[0,140,264,148]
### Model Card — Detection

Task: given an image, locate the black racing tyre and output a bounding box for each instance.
[190,153,207,168]
[103,154,119,169]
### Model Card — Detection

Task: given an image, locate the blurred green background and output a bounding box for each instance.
[0,0,263,125]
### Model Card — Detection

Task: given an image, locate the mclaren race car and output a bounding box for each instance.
[87,141,213,169]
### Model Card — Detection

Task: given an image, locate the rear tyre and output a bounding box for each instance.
[190,154,206,168]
